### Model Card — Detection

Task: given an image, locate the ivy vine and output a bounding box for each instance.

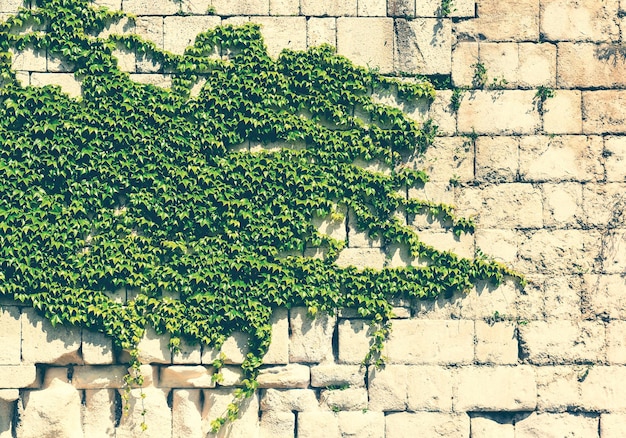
[0,0,523,430]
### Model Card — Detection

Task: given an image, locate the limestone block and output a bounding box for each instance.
[475,136,519,183]
[515,413,599,438]
[405,366,454,411]
[519,135,604,182]
[540,0,619,42]
[579,366,626,411]
[474,229,520,265]
[0,391,18,403]
[455,183,543,229]
[269,0,299,15]
[558,43,626,88]
[178,0,211,15]
[477,42,518,89]
[163,16,221,55]
[0,398,15,438]
[160,365,215,388]
[461,280,522,320]
[457,90,540,135]
[122,0,180,15]
[257,364,309,389]
[394,19,451,75]
[135,325,171,364]
[256,17,307,59]
[387,0,414,17]
[0,0,26,13]
[337,319,372,364]
[116,387,172,438]
[607,321,626,364]
[475,321,518,364]
[604,137,626,182]
[82,389,116,438]
[428,89,457,135]
[385,412,470,438]
[455,366,536,411]
[582,183,626,227]
[301,0,356,16]
[129,73,172,88]
[81,330,114,365]
[601,414,626,438]
[454,0,539,41]
[92,0,122,9]
[297,411,340,437]
[518,320,605,364]
[217,365,244,386]
[259,411,295,438]
[289,307,335,363]
[367,365,407,411]
[407,183,455,230]
[0,366,38,388]
[202,331,249,365]
[582,90,626,134]
[336,18,394,74]
[135,16,164,73]
[0,307,20,365]
[417,230,475,259]
[72,365,130,389]
[172,389,203,438]
[596,231,626,274]
[307,17,336,48]
[21,308,82,365]
[201,389,259,437]
[320,387,367,411]
[10,48,47,72]
[173,339,202,364]
[358,0,386,17]
[543,90,582,134]
[310,364,365,388]
[449,0,476,18]
[517,229,598,274]
[259,388,320,411]
[451,42,478,87]
[386,319,474,364]
[18,378,83,438]
[541,182,584,228]
[410,136,473,184]
[30,73,82,98]
[518,44,557,88]
[583,274,626,320]
[542,275,583,320]
[338,411,385,438]
[264,308,289,364]
[535,365,581,411]
[471,415,514,438]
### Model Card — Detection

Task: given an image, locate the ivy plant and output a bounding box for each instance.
[0,0,523,430]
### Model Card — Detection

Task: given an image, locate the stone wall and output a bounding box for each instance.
[1,0,626,436]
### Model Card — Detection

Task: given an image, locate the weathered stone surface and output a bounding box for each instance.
[0,307,20,365]
[604,137,626,182]
[582,183,626,228]
[536,365,581,411]
[541,182,584,228]
[338,411,385,438]
[72,365,126,389]
[368,365,407,411]
[172,389,202,438]
[0,398,14,438]
[417,230,474,259]
[202,389,259,437]
[515,412,599,438]
[306,17,337,47]
[297,412,340,437]
[129,73,172,88]
[310,364,364,388]
[30,73,82,98]
[116,387,172,438]
[82,330,114,365]
[457,90,540,135]
[519,135,604,182]
[255,17,307,58]
[387,0,414,17]
[160,365,215,388]
[301,0,356,16]
[202,331,249,365]
[82,389,116,438]
[260,388,320,411]
[123,0,180,15]
[0,0,27,13]
[394,19,451,75]
[173,339,202,365]
[600,413,626,438]
[583,274,626,320]
[582,90,626,134]
[334,247,386,269]
[136,325,171,364]
[543,90,582,134]
[385,412,470,438]
[406,366,454,411]
[212,0,270,15]
[163,16,221,55]
[519,320,604,364]
[357,0,386,17]
[386,319,474,365]
[558,42,626,89]
[348,208,382,248]
[257,364,310,388]
[21,308,82,365]
[263,308,289,365]
[460,280,521,320]
[474,228,519,266]
[11,47,47,73]
[411,136,473,184]
[541,275,583,320]
[541,0,619,42]
[455,366,536,411]
[471,415,515,438]
[336,18,394,74]
[475,136,519,183]
[289,307,335,363]
[259,411,295,438]
[217,365,244,386]
[135,16,164,72]
[607,321,626,364]
[475,321,518,364]
[269,0,299,15]
[454,0,539,41]
[18,378,83,438]
[579,366,626,411]
[451,42,478,87]
[320,387,367,411]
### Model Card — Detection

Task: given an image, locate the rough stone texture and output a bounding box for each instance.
[600,413,626,438]
[289,307,335,363]
[581,183,626,228]
[298,411,340,438]
[454,0,539,41]
[540,0,619,42]
[0,366,38,389]
[387,0,414,17]
[357,0,386,17]
[583,274,626,320]
[385,412,470,438]
[319,387,367,411]
[255,17,307,58]
[212,0,269,16]
[368,365,408,411]
[471,415,515,438]
[202,389,259,437]
[475,136,519,183]
[411,136,473,184]
[82,331,114,365]
[543,90,582,134]
[604,136,626,182]
[72,365,129,389]
[406,366,454,411]
[257,364,310,388]
[172,389,203,438]
[451,42,478,87]
[306,17,336,47]
[82,389,117,438]
[270,0,299,16]
[0,398,15,438]
[336,18,394,73]
[260,388,320,411]
[394,19,451,75]
[21,308,82,365]
[0,307,20,365]
[202,331,249,365]
[515,412,599,438]
[558,43,626,88]
[122,0,179,15]
[300,0,356,16]
[607,321,626,364]
[334,247,386,269]
[310,364,364,388]
[338,411,385,438]
[475,321,518,364]
[160,365,215,388]
[582,90,626,134]
[30,73,82,98]
[116,387,172,438]
[541,183,584,228]
[163,16,221,55]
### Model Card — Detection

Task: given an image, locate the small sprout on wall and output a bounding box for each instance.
[472,62,488,89]
[534,85,556,114]
[439,0,455,17]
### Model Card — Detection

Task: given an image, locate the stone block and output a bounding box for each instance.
[543,90,582,134]
[583,90,626,134]
[122,0,180,15]
[172,389,202,438]
[310,364,365,388]
[457,90,540,135]
[129,73,172,88]
[178,0,211,15]
[72,365,129,389]
[334,247,386,269]
[471,415,515,438]
[338,411,385,438]
[348,210,382,248]
[451,42,478,87]
[163,16,221,55]
[256,17,307,59]
[306,17,336,47]
[536,365,582,411]
[387,0,414,17]
[336,18,394,74]
[541,275,583,320]
[135,16,163,72]
[540,0,619,42]
[601,413,626,438]
[518,320,604,364]
[298,411,340,438]
[417,230,475,259]
[462,280,522,321]
[386,319,474,364]
[301,0,356,16]
[604,137,626,182]
[260,388,320,411]
[313,208,347,244]
[558,43,626,88]
[455,366,536,411]
[0,398,14,438]
[257,364,310,389]
[454,0,539,41]
[394,19,451,75]
[264,308,289,364]
[10,48,47,72]
[160,365,215,388]
[541,182,584,228]
[410,136,473,184]
[21,308,82,365]
[406,366,454,411]
[475,136,519,183]
[82,330,114,365]
[583,274,626,320]
[582,183,626,228]
[0,391,18,403]
[474,229,520,265]
[202,331,249,365]
[519,135,604,182]
[82,389,117,438]
[607,321,626,364]
[289,307,335,363]
[579,366,626,411]
[385,412,470,438]
[30,73,82,98]
[518,43,557,88]
[201,389,258,437]
[116,387,172,438]
[368,365,408,411]
[260,411,295,438]
[428,89,457,135]
[217,365,244,386]
[358,0,386,16]
[135,325,171,364]
[515,413,599,438]
[320,387,368,411]
[475,321,518,364]
[269,0,299,15]
[0,307,20,365]
[212,0,269,15]
[173,339,202,364]
[0,0,26,13]
[0,366,39,388]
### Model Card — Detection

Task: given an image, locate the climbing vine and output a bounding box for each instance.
[0,0,523,430]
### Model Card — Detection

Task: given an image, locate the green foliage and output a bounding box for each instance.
[471,62,488,89]
[439,0,455,17]
[534,85,556,113]
[0,0,522,430]
[450,86,467,113]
